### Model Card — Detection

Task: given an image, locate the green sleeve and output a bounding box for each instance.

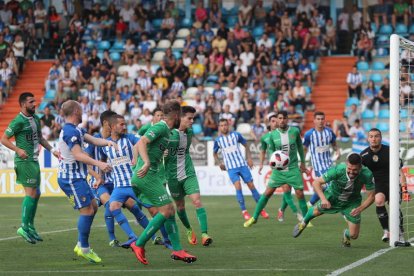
[5,117,21,138]
[144,123,167,143]
[322,165,338,183]
[260,134,267,152]
[296,129,305,163]
[363,168,375,191]
[138,124,150,136]
[268,132,275,152]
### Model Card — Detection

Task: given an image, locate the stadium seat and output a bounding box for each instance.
[371,61,385,70]
[252,27,263,37]
[357,61,369,71]
[205,75,219,84]
[148,39,156,49]
[310,62,318,71]
[375,47,388,57]
[304,86,311,95]
[152,51,166,62]
[172,39,185,50]
[227,16,238,27]
[97,40,110,51]
[111,41,125,52]
[127,124,135,133]
[156,39,171,50]
[362,109,375,119]
[410,24,414,34]
[110,52,121,62]
[38,101,49,111]
[400,122,407,132]
[346,97,360,107]
[363,122,372,132]
[396,24,408,36]
[361,74,367,83]
[97,51,104,60]
[400,109,408,119]
[176,28,190,39]
[152,18,163,29]
[376,122,389,132]
[378,24,393,35]
[370,22,377,33]
[44,90,56,101]
[376,35,390,47]
[180,18,193,28]
[222,7,231,16]
[86,40,95,49]
[370,73,383,83]
[192,123,203,135]
[378,109,390,119]
[236,123,252,136]
[172,50,181,59]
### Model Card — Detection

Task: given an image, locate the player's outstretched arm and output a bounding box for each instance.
[39,136,60,158]
[258,150,266,175]
[313,177,330,209]
[71,144,111,173]
[350,189,375,216]
[1,133,27,159]
[84,133,118,149]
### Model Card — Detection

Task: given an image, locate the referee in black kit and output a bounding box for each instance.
[360,128,408,242]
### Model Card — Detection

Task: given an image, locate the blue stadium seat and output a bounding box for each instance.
[357,61,369,71]
[97,51,104,60]
[222,7,231,16]
[361,74,367,83]
[180,18,193,28]
[172,51,182,59]
[110,52,121,61]
[252,26,263,37]
[363,122,372,132]
[304,86,311,95]
[97,40,110,51]
[370,22,377,33]
[229,6,239,16]
[111,41,125,52]
[379,24,393,35]
[400,109,408,119]
[127,124,135,133]
[309,62,317,71]
[86,40,95,49]
[376,35,390,46]
[378,109,390,119]
[400,122,407,132]
[371,61,385,70]
[362,109,375,119]
[370,73,383,83]
[346,97,360,107]
[152,18,163,29]
[396,24,408,36]
[192,123,203,135]
[38,101,49,111]
[376,122,389,132]
[44,90,56,100]
[227,16,238,27]
[410,24,414,34]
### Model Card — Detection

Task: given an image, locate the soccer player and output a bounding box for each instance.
[292,153,375,247]
[165,106,212,246]
[360,128,407,242]
[130,100,197,265]
[138,107,164,136]
[244,111,308,228]
[303,111,340,206]
[259,114,299,221]
[214,118,269,220]
[1,92,59,244]
[57,100,116,263]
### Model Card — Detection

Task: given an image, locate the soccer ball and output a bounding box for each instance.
[269,151,289,170]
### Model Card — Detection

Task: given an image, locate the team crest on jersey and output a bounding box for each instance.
[71,136,78,142]
[81,196,86,202]
[372,155,378,162]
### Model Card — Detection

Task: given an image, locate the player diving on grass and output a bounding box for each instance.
[1,92,60,244]
[244,111,308,228]
[214,118,269,221]
[57,100,116,263]
[165,106,212,246]
[303,111,340,207]
[259,113,300,222]
[293,153,375,247]
[130,100,197,265]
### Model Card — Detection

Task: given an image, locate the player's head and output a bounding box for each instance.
[367,128,382,149]
[276,110,288,129]
[19,92,36,115]
[109,114,126,135]
[268,114,278,131]
[180,106,196,129]
[218,118,229,135]
[313,111,325,129]
[163,100,181,129]
[152,107,164,123]
[61,100,82,123]
[346,153,362,180]
[100,110,117,129]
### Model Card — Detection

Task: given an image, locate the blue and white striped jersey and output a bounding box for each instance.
[100,134,139,188]
[213,131,248,170]
[303,127,336,173]
[84,133,113,187]
[58,123,88,180]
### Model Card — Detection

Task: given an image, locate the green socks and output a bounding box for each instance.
[298,198,308,218]
[284,192,298,213]
[136,213,167,247]
[21,196,36,230]
[303,206,316,224]
[280,194,288,211]
[196,207,208,234]
[164,215,183,251]
[253,195,270,220]
[177,209,191,229]
[29,197,39,229]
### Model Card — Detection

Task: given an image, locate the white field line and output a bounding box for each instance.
[327,238,414,275]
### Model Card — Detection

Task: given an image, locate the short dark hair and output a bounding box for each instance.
[19,92,34,106]
[368,128,382,137]
[109,114,124,126]
[347,153,362,165]
[181,106,196,116]
[153,106,163,115]
[314,111,325,118]
[100,110,117,125]
[276,110,288,118]
[219,118,228,124]
[162,100,181,116]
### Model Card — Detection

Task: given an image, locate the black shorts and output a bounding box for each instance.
[375,181,389,202]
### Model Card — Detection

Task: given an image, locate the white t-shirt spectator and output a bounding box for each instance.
[34,8,47,24]
[239,4,252,16]
[139,113,153,125]
[257,38,273,50]
[234,64,248,75]
[222,98,240,114]
[130,105,142,121]
[119,7,135,23]
[111,100,127,115]
[12,41,24,57]
[239,52,255,67]
[296,3,314,18]
[352,10,362,31]
[142,100,157,112]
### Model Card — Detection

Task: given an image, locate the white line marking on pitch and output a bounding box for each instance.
[328,238,414,275]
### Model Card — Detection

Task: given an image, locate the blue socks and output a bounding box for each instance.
[112,208,136,239]
[129,204,149,229]
[251,188,260,202]
[236,189,246,211]
[78,214,94,248]
[104,202,116,241]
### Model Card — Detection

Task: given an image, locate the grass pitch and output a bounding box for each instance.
[0,196,412,275]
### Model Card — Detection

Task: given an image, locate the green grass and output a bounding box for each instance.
[0,196,412,275]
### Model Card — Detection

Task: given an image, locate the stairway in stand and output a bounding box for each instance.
[0,61,52,136]
[303,57,357,132]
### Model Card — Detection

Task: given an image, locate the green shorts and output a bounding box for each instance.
[267,167,304,190]
[167,175,200,200]
[316,193,362,224]
[14,161,40,188]
[131,169,172,207]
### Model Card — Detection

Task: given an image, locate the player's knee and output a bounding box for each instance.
[192,198,202,208]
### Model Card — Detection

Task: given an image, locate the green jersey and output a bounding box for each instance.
[5,112,42,163]
[323,163,374,203]
[165,128,196,181]
[268,127,305,170]
[138,123,152,137]
[260,132,272,155]
[136,120,170,172]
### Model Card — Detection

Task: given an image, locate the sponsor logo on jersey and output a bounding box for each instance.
[71,136,78,142]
